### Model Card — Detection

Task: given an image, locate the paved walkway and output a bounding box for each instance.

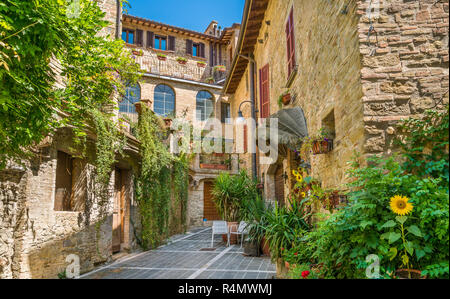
[81,227,276,279]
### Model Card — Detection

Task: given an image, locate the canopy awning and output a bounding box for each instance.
[260,107,309,151]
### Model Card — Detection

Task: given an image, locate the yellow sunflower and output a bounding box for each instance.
[390,195,413,216]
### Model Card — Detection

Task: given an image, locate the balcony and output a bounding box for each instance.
[130,48,229,86]
[191,153,239,174]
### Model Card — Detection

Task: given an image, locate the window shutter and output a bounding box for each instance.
[210,42,214,65]
[259,65,270,119]
[186,39,193,55]
[199,43,205,58]
[168,36,176,51]
[136,29,143,46]
[286,8,296,77]
[219,46,222,64]
[147,31,154,48]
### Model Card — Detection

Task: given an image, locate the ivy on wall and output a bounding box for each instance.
[135,106,189,250]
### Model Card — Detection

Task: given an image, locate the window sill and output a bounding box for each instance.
[152,48,175,54]
[285,66,298,88]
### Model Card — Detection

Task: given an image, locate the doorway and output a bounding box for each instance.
[112,168,126,253]
[274,165,285,207]
[203,181,221,221]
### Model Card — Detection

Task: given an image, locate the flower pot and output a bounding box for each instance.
[312,139,333,155]
[177,60,187,65]
[198,63,206,68]
[200,164,229,170]
[157,56,167,61]
[132,50,143,56]
[227,222,238,245]
[261,236,270,256]
[281,93,291,105]
[395,269,426,279]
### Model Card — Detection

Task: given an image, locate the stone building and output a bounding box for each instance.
[118,14,242,227]
[224,0,449,205]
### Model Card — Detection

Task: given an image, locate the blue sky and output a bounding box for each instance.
[124,0,245,33]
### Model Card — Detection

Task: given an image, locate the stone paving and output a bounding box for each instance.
[81,227,276,279]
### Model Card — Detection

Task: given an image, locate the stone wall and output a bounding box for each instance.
[230,0,365,193]
[358,0,449,155]
[0,130,141,279]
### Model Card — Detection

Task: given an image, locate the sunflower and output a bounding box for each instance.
[390,195,413,216]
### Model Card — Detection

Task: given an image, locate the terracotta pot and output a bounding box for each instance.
[261,236,270,256]
[132,50,143,56]
[157,56,167,61]
[177,60,187,65]
[395,269,426,279]
[281,93,291,105]
[198,62,206,68]
[227,222,238,245]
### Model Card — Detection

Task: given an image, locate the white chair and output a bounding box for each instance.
[211,221,229,248]
[228,221,249,248]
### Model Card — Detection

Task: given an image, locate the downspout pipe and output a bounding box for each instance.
[115,0,122,40]
[238,54,258,180]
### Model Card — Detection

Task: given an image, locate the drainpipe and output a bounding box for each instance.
[239,54,258,180]
[115,0,122,40]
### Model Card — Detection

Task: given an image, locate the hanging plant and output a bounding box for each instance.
[213,65,226,72]
[176,57,188,65]
[278,90,292,108]
[157,53,167,61]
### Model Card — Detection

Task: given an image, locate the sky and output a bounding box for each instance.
[124,0,245,33]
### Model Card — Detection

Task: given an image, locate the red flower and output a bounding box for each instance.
[301,271,310,278]
[294,252,298,256]
[281,247,284,251]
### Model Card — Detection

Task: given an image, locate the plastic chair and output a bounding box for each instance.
[211,221,229,248]
[228,221,249,248]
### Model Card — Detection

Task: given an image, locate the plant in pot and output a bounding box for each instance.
[300,128,334,158]
[176,57,188,65]
[213,65,226,72]
[212,170,257,245]
[243,196,273,257]
[278,90,292,108]
[197,61,207,68]
[205,77,214,84]
[157,53,167,61]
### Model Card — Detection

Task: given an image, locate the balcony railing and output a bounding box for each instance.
[131,48,229,85]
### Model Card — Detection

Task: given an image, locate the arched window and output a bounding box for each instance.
[154,84,175,116]
[119,84,141,114]
[196,91,214,121]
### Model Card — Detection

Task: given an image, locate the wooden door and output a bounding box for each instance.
[112,168,124,253]
[275,165,285,207]
[203,182,221,221]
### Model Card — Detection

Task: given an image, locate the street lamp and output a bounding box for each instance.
[236,100,257,180]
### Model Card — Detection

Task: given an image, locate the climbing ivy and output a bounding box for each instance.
[135,106,189,250]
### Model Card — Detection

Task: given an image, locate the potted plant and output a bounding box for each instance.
[132,49,144,56]
[300,128,334,158]
[213,65,226,72]
[205,77,214,84]
[176,57,188,65]
[157,53,167,61]
[212,171,257,245]
[197,61,207,68]
[278,90,292,108]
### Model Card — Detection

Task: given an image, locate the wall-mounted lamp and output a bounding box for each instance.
[265,20,271,26]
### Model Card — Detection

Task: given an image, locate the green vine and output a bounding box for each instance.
[135,106,189,250]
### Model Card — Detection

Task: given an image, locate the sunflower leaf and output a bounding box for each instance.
[407,225,422,238]
[388,247,398,261]
[388,232,402,244]
[396,216,408,224]
[381,220,397,229]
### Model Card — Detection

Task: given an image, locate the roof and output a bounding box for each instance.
[123,14,227,43]
[223,0,269,94]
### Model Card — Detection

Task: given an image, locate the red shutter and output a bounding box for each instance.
[259,64,270,119]
[147,31,154,48]
[168,36,176,51]
[186,39,193,55]
[286,8,296,77]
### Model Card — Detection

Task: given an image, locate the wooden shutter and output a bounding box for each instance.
[199,43,205,58]
[219,46,222,64]
[136,29,143,46]
[210,42,214,65]
[286,8,296,77]
[259,64,270,119]
[168,36,176,51]
[147,31,154,48]
[186,39,193,55]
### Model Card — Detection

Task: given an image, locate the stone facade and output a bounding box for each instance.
[358,0,449,155]
[226,0,448,203]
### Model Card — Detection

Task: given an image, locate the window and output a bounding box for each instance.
[196,91,214,121]
[193,44,199,57]
[54,152,85,212]
[155,35,167,50]
[122,29,134,44]
[154,84,175,116]
[259,64,270,119]
[119,84,141,114]
[221,102,231,124]
[186,40,205,58]
[286,8,296,78]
